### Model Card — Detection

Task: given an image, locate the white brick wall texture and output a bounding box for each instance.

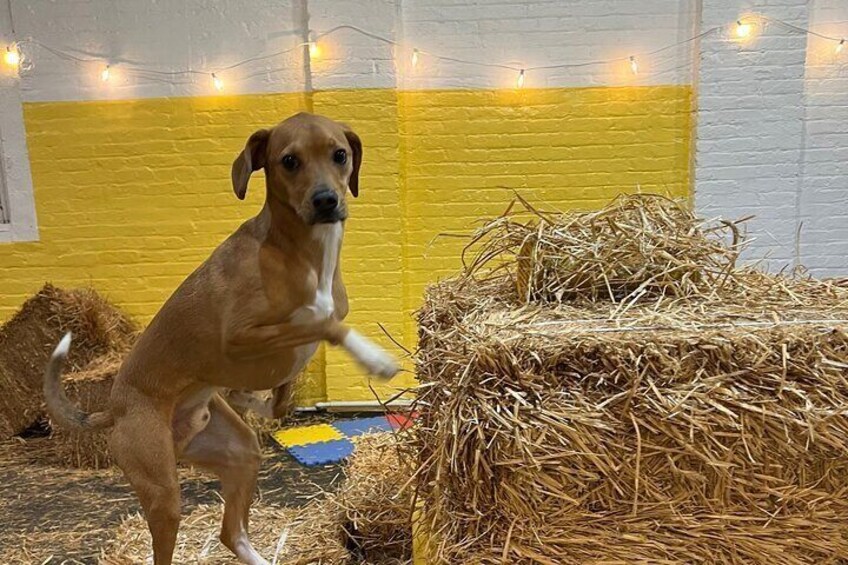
[799,0,848,277]
[694,0,810,270]
[0,0,846,274]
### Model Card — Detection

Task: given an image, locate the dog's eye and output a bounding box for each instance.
[333,149,347,165]
[281,154,299,171]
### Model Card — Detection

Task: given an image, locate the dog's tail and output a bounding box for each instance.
[43,332,114,431]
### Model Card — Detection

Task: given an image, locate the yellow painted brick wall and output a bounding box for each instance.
[0,85,692,403]
[312,89,408,403]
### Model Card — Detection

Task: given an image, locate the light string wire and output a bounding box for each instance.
[758,14,845,42]
[4,14,846,89]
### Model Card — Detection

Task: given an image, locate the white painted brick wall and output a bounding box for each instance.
[308,0,399,90]
[10,0,695,101]
[694,0,848,275]
[799,0,848,276]
[694,0,810,270]
[400,0,695,89]
[12,0,304,101]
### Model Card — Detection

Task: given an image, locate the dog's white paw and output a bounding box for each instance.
[343,330,400,380]
[232,532,270,565]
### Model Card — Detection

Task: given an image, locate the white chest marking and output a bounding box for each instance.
[310,222,341,321]
[285,223,342,379]
[290,222,341,323]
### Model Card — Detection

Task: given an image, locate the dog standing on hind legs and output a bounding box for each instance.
[42,113,400,565]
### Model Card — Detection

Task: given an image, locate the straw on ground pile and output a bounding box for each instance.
[0,284,136,438]
[416,194,848,564]
[102,432,415,564]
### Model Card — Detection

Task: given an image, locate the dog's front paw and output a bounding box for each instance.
[342,330,400,380]
[366,351,401,380]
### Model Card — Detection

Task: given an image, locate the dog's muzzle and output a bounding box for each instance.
[311,189,345,223]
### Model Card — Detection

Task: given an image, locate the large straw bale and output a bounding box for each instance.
[47,354,121,469]
[415,194,848,564]
[337,433,416,561]
[0,284,136,437]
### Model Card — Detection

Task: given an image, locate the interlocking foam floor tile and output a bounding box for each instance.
[288,439,355,466]
[272,423,343,448]
[332,416,394,437]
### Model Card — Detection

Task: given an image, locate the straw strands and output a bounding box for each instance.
[415,194,848,563]
[468,193,744,306]
[0,284,136,437]
[101,432,414,564]
[335,433,416,561]
[102,501,348,565]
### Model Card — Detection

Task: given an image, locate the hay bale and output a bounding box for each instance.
[415,195,848,563]
[0,284,136,437]
[337,434,415,562]
[504,193,741,304]
[48,355,121,469]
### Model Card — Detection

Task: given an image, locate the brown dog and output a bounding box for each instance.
[43,112,399,565]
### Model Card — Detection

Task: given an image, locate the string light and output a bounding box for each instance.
[100,64,110,82]
[3,44,19,68]
[736,20,753,38]
[308,31,320,59]
[7,14,846,91]
[211,73,224,91]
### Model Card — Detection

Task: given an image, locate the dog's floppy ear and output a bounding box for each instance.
[343,127,362,198]
[231,129,270,200]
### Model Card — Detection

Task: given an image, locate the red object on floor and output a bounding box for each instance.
[387,411,418,430]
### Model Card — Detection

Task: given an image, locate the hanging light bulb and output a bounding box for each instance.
[629,56,638,75]
[212,73,224,92]
[837,39,845,55]
[4,44,20,68]
[411,48,420,68]
[100,64,111,82]
[517,69,525,88]
[736,20,752,38]
[308,31,320,59]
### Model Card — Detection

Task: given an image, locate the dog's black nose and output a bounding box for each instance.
[312,190,338,213]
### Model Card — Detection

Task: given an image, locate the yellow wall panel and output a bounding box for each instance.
[399,86,693,342]
[312,88,410,404]
[0,85,692,404]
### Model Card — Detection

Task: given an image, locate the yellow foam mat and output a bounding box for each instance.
[272,424,344,448]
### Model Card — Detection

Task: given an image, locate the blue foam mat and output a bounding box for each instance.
[332,416,394,437]
[287,438,355,466]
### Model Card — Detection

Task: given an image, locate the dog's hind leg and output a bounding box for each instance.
[180,394,268,565]
[109,398,181,565]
